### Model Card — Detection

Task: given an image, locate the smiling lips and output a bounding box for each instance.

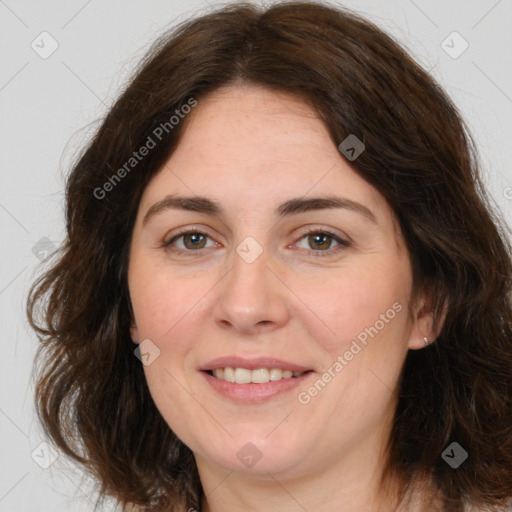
[209,367,306,384]
[200,356,313,389]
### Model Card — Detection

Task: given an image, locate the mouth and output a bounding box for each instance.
[204,366,312,384]
[203,367,313,384]
[199,356,315,402]
[199,360,315,403]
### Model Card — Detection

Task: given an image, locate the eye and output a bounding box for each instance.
[163,230,217,254]
[294,229,351,256]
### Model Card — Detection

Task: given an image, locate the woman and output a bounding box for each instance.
[26,2,512,511]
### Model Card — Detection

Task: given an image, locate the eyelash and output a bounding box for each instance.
[162,227,351,258]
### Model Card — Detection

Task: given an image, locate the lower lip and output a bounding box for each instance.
[200,371,314,403]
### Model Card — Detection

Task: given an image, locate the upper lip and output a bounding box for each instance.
[199,356,313,372]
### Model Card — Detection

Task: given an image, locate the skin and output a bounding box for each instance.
[128,84,439,512]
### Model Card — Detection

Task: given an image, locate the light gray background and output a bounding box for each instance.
[1,0,511,510]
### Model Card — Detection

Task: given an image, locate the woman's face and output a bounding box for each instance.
[128,85,429,480]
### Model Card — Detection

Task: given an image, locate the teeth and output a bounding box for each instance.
[235,368,252,384]
[210,367,306,384]
[251,368,269,384]
[223,367,235,382]
[213,368,224,379]
[269,368,283,381]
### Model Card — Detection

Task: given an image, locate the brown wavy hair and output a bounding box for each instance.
[26,1,512,511]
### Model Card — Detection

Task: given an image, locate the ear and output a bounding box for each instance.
[130,322,140,345]
[408,291,447,350]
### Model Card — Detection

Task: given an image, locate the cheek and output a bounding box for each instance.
[300,263,410,352]
[129,260,210,342]
[298,263,411,416]
[129,264,210,434]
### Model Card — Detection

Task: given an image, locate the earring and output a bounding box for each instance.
[423,336,429,345]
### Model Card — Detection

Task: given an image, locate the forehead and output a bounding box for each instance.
[137,85,396,232]
[186,84,329,147]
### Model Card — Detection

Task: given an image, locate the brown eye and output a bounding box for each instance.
[164,231,216,254]
[307,233,333,250]
[182,232,207,250]
[294,229,351,257]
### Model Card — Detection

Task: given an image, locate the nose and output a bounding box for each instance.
[212,242,291,335]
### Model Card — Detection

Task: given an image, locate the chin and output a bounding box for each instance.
[195,433,309,476]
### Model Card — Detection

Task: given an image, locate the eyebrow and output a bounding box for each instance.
[142,194,377,226]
